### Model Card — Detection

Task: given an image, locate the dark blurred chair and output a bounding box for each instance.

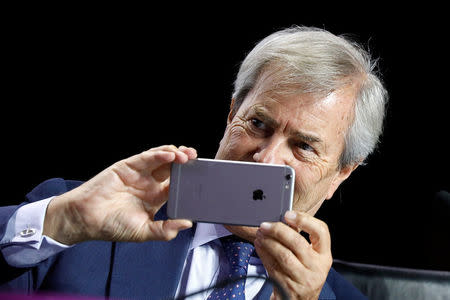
[333,259,450,300]
[333,190,450,299]
[429,190,450,269]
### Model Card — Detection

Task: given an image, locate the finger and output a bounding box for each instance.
[178,145,198,160]
[116,151,176,189]
[258,221,315,269]
[126,146,187,171]
[143,178,171,206]
[284,211,331,254]
[145,218,193,241]
[255,226,307,281]
[152,146,197,182]
[151,162,172,182]
[255,239,298,298]
[125,150,174,172]
[169,145,197,165]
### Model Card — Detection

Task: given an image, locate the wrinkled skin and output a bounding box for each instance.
[215,70,360,299]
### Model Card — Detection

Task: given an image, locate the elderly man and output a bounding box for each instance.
[0,26,387,300]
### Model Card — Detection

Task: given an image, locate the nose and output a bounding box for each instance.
[252,136,288,165]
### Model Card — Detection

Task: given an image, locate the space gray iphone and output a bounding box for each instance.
[167,158,295,226]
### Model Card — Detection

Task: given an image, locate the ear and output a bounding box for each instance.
[325,163,359,200]
[227,98,237,124]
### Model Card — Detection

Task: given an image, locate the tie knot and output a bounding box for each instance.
[220,235,255,270]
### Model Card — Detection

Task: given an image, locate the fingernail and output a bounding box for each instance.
[260,222,272,231]
[285,211,297,221]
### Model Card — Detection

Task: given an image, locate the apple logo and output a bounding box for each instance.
[252,189,266,201]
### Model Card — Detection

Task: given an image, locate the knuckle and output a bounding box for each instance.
[262,222,280,237]
[271,222,283,234]
[319,219,329,231]
[278,249,292,266]
[262,254,279,273]
[152,145,177,153]
[297,212,309,227]
[292,234,307,250]
[316,219,329,237]
[285,278,299,295]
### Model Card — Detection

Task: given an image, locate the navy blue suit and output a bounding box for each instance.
[0,178,367,299]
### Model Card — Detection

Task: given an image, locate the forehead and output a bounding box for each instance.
[240,76,357,130]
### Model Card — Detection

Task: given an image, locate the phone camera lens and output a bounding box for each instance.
[285,174,292,180]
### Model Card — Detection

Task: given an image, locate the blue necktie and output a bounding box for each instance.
[208,235,255,300]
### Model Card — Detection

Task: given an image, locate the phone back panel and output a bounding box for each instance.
[167,158,294,226]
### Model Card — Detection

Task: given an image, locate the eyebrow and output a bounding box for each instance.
[292,131,323,144]
[254,106,278,129]
[252,106,323,145]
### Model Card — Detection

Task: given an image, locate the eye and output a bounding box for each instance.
[297,142,315,152]
[248,118,273,137]
[250,118,266,130]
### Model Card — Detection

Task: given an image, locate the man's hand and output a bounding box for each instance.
[254,211,333,300]
[43,145,197,245]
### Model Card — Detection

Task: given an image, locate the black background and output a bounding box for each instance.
[3,6,449,271]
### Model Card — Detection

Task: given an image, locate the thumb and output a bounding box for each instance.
[146,219,193,241]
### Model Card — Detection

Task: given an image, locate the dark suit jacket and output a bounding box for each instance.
[0,178,367,300]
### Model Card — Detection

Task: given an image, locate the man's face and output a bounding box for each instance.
[215,70,358,240]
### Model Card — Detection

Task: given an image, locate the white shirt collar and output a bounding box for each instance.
[190,222,232,250]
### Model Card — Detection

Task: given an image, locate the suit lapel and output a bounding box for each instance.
[318,281,336,300]
[255,280,273,299]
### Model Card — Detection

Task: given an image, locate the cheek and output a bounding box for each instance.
[294,161,332,190]
[291,163,336,211]
[216,121,251,160]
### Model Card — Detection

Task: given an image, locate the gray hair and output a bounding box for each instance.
[231,26,388,169]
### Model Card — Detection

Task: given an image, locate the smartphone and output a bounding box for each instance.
[167,158,295,226]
